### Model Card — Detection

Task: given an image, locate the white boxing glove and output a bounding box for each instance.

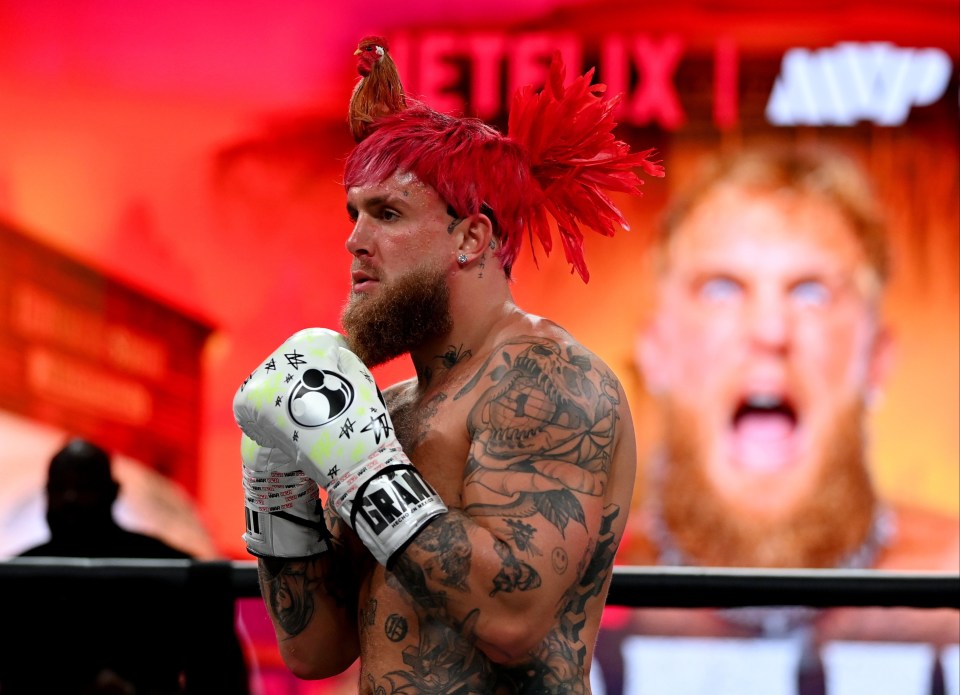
[240,433,330,558]
[233,328,447,566]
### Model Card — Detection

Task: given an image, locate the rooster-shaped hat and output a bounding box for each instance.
[349,36,406,143]
[346,35,664,283]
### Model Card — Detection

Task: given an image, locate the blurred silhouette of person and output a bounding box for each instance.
[0,438,250,694]
[604,145,958,695]
[19,438,192,560]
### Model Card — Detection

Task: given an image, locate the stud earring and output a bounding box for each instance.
[457,253,468,266]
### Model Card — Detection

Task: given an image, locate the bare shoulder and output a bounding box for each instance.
[453,315,636,511]
[455,314,630,412]
[457,314,634,445]
[879,503,960,572]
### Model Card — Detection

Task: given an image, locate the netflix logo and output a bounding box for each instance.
[383,31,955,131]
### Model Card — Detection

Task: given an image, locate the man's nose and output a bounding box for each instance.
[345,217,372,257]
[747,293,790,350]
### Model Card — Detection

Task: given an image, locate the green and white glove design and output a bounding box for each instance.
[233,328,447,566]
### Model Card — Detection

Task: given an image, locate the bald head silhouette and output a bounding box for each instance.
[44,438,120,540]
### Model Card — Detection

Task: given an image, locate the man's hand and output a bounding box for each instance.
[233,328,447,566]
[240,433,330,558]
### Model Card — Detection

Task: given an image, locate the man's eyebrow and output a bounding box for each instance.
[349,194,405,210]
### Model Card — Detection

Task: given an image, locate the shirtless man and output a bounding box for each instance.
[233,55,662,693]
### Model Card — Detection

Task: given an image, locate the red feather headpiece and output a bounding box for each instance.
[508,53,664,281]
[344,50,664,282]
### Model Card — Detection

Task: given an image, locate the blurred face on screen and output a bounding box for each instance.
[639,184,892,566]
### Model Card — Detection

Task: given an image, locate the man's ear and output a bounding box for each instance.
[455,213,495,263]
[635,321,668,396]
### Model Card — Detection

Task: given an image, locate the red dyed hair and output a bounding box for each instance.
[343,52,664,282]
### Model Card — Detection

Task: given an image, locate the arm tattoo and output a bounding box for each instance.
[385,508,626,693]
[407,514,472,592]
[258,547,354,639]
[489,540,541,596]
[374,338,624,693]
[258,559,317,638]
[391,552,450,613]
[501,518,541,556]
[457,337,619,535]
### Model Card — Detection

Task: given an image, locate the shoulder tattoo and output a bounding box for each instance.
[456,337,621,536]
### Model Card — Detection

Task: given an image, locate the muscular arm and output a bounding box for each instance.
[392,337,632,664]
[258,508,364,679]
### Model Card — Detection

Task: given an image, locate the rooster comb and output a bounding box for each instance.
[344,46,664,282]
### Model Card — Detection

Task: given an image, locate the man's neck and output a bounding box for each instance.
[410,282,518,388]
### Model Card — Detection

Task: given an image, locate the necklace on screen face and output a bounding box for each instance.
[650,501,897,637]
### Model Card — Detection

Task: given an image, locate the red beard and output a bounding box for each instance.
[341,263,453,368]
[655,400,878,568]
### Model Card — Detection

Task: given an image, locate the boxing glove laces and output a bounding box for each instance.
[234,328,447,566]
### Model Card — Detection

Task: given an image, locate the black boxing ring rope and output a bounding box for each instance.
[1,559,957,609]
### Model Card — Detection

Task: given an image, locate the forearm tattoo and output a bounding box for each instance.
[382,507,623,694]
[258,537,354,639]
[258,558,318,638]
[406,513,472,592]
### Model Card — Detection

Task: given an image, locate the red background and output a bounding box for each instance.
[0,0,955,563]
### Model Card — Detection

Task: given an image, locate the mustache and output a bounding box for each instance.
[351,260,378,276]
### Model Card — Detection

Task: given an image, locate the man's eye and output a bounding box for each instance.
[381,209,399,221]
[699,277,742,302]
[791,280,831,306]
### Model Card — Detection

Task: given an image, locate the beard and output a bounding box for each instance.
[655,399,878,568]
[341,263,453,367]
